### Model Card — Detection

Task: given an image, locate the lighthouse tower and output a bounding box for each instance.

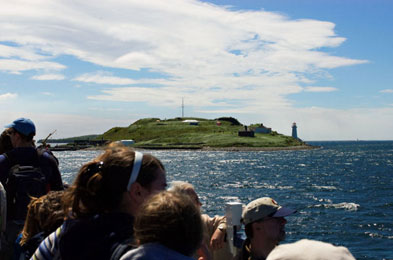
[292,122,298,139]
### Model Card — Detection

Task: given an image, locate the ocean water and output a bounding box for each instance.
[54,141,393,260]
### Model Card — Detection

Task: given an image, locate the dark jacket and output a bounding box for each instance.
[0,147,63,191]
[0,147,63,222]
[58,213,134,260]
[120,243,195,260]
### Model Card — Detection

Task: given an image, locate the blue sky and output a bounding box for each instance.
[1,0,392,140]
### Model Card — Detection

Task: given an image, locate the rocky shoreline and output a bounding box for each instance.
[134,144,320,152]
[200,144,320,151]
[72,143,320,152]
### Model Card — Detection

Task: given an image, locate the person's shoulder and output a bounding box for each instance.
[120,243,194,260]
[37,149,51,159]
[37,149,59,166]
[201,213,211,222]
[0,153,10,168]
[0,154,7,163]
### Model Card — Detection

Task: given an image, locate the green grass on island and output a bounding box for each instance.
[98,117,306,149]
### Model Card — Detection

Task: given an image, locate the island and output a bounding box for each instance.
[42,117,316,151]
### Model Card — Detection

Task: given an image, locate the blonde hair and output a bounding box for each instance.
[134,191,203,256]
[169,181,195,193]
[20,190,65,245]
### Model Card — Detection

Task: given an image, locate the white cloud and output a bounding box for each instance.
[41,92,54,96]
[0,44,50,61]
[88,107,123,112]
[304,86,338,92]
[0,59,65,74]
[74,72,137,85]
[87,79,301,110]
[380,89,393,93]
[0,0,367,105]
[0,92,18,101]
[32,74,65,80]
[73,71,167,85]
[0,0,381,140]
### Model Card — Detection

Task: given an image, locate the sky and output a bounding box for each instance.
[1,0,392,141]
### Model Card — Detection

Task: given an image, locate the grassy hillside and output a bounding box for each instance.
[100,117,305,149]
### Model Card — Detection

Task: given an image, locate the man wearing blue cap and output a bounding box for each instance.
[235,197,296,260]
[0,118,63,259]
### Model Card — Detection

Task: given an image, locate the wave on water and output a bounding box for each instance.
[223,182,293,190]
[312,184,338,190]
[254,184,294,190]
[55,141,393,259]
[364,232,392,239]
[310,196,332,203]
[218,159,248,163]
[314,202,360,211]
[223,183,243,188]
[219,196,241,202]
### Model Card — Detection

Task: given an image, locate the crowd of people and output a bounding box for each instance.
[0,118,356,260]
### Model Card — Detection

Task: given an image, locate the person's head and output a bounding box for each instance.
[242,197,296,244]
[5,118,36,147]
[168,181,202,208]
[134,191,203,257]
[63,143,166,218]
[0,129,13,154]
[266,239,356,260]
[20,190,65,246]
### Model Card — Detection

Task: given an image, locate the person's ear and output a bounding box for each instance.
[128,182,145,204]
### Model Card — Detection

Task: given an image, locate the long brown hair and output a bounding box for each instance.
[63,143,164,218]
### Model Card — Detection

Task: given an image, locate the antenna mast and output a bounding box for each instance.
[182,97,184,118]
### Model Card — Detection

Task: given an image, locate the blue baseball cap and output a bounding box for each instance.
[5,118,36,136]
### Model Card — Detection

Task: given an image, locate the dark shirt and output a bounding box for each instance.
[58,213,135,260]
[0,147,63,191]
[235,239,266,260]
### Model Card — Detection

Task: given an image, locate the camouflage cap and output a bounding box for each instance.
[242,197,296,225]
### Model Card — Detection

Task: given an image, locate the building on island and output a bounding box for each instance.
[117,140,135,146]
[182,119,199,125]
[238,125,255,137]
[253,124,272,134]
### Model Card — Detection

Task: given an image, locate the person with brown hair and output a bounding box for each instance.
[32,143,167,260]
[235,197,296,260]
[169,181,232,260]
[120,190,203,260]
[0,129,13,155]
[14,190,65,259]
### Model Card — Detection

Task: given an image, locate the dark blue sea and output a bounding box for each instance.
[55,141,393,260]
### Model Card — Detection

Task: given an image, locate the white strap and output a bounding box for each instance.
[127,151,143,191]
